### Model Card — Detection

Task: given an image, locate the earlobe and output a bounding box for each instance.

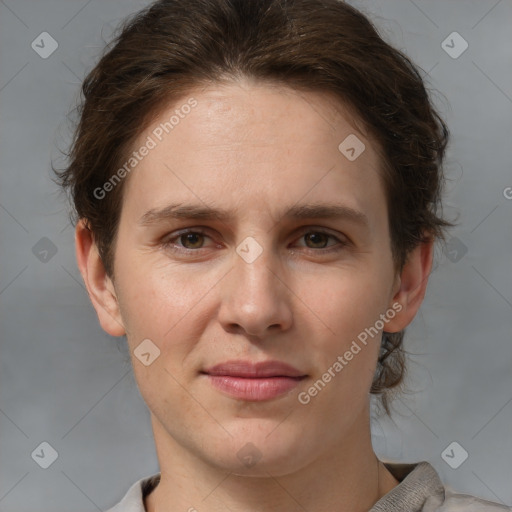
[385,238,434,333]
[75,219,126,337]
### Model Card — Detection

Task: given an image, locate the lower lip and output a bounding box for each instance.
[205,375,305,401]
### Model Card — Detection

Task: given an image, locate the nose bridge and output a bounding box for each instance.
[218,233,292,335]
[233,234,281,303]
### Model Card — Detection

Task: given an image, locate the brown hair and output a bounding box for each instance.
[54,0,454,415]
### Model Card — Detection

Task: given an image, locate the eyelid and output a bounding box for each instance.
[161,226,350,254]
[161,227,214,246]
[294,225,347,240]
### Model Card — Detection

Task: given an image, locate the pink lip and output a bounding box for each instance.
[203,360,305,378]
[202,360,307,401]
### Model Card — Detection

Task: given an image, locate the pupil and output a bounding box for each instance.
[307,233,326,248]
[183,233,202,248]
[180,233,328,249]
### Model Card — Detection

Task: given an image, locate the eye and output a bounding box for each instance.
[161,229,214,253]
[161,228,349,257]
[177,231,208,249]
[294,230,348,252]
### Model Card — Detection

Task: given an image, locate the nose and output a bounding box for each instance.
[217,239,293,338]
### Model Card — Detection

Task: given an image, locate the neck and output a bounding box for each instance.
[144,410,399,512]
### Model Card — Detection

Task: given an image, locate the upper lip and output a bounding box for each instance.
[202,360,306,378]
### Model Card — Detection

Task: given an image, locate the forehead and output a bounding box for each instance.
[169,79,366,146]
[120,79,386,229]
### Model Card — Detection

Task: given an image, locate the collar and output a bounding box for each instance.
[106,460,442,512]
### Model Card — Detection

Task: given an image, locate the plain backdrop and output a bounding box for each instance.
[0,0,511,510]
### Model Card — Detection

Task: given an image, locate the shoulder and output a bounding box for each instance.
[423,490,512,511]
[105,473,160,512]
[378,461,511,512]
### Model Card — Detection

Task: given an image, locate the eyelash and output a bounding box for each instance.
[161,228,349,256]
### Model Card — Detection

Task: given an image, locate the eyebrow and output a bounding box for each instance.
[138,202,369,228]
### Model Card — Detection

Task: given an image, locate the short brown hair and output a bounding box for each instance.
[54,0,454,415]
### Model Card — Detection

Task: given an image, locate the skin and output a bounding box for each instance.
[76,78,433,512]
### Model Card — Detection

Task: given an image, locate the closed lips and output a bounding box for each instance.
[202,360,307,378]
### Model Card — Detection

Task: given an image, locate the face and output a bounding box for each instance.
[80,79,425,477]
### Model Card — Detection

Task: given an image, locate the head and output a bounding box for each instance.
[55,0,452,475]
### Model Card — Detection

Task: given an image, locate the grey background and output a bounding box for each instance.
[0,0,511,510]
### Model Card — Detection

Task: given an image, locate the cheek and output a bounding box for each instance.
[117,258,205,334]
[115,226,393,368]
[115,258,230,387]
[297,268,390,390]
[303,265,391,334]
[118,250,391,343]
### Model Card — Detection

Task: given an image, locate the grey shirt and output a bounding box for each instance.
[105,461,511,511]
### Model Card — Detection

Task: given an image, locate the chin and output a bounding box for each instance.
[205,424,312,477]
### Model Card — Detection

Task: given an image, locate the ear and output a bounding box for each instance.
[75,219,126,337]
[384,237,434,333]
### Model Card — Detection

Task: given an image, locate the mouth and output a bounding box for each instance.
[201,360,308,401]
